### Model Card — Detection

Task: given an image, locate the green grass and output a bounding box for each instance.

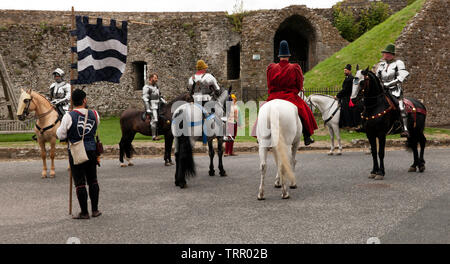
[304,0,425,90]
[0,133,35,142]
[1,115,449,146]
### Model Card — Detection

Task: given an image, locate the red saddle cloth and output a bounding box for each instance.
[403,98,427,115]
[403,98,426,128]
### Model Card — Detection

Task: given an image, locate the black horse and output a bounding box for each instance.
[119,93,192,167]
[351,67,427,179]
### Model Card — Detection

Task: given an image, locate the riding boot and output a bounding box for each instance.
[88,182,100,213]
[75,186,89,216]
[151,123,160,141]
[303,128,314,146]
[399,100,410,138]
[400,110,410,138]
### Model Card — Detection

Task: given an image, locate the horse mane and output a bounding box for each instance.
[308,93,336,99]
[31,90,53,108]
[367,71,383,92]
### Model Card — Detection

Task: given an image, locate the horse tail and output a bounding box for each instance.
[177,135,196,178]
[271,108,295,186]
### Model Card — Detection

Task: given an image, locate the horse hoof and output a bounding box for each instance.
[419,166,425,173]
[374,175,384,180]
[282,194,290,199]
[41,175,47,179]
[274,184,282,188]
[257,195,265,201]
[209,171,215,176]
[170,162,175,166]
[128,162,134,167]
[290,185,297,189]
[165,162,171,166]
[49,172,55,178]
[220,171,227,177]
[179,183,187,189]
[120,163,127,168]
[336,152,342,156]
[408,167,417,173]
[328,152,334,156]
[368,174,376,179]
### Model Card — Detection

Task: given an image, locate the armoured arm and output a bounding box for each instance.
[142,85,150,102]
[384,61,409,88]
[62,83,71,103]
[49,84,55,100]
[142,85,151,112]
[207,74,221,96]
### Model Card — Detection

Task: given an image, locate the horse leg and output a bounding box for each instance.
[418,133,426,173]
[290,141,300,189]
[408,136,419,173]
[164,133,175,166]
[368,135,379,179]
[49,139,56,178]
[335,125,342,155]
[217,138,227,177]
[39,139,47,179]
[376,136,386,180]
[273,147,281,188]
[123,132,136,167]
[258,147,268,200]
[327,125,335,155]
[276,148,289,200]
[208,140,215,176]
[119,135,127,167]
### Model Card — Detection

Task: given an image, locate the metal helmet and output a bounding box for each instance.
[53,68,65,77]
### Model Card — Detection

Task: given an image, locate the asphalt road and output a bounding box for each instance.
[0,148,449,244]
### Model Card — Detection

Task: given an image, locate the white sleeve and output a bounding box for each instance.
[56,113,72,140]
[188,77,194,90]
[93,110,100,126]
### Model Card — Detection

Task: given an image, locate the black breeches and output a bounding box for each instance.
[69,151,98,187]
[69,150,99,214]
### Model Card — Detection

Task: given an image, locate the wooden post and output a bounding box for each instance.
[69,6,75,216]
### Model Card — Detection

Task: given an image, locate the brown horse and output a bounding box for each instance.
[119,93,192,167]
[17,89,61,178]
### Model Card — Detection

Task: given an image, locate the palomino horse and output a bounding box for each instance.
[17,89,61,178]
[351,67,427,179]
[171,88,230,188]
[119,93,192,167]
[306,94,342,155]
[256,99,302,200]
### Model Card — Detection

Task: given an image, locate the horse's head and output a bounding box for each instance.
[305,95,315,113]
[16,88,34,121]
[351,65,370,100]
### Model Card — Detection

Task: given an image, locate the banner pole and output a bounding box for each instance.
[69,6,75,216]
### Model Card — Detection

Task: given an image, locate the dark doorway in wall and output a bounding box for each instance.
[132,61,147,90]
[227,43,240,80]
[274,15,315,73]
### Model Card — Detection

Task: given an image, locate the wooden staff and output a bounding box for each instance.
[69,6,75,216]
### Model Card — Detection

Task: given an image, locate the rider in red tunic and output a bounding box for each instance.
[266,40,318,145]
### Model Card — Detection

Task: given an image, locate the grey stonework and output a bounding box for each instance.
[396,0,450,126]
[0,7,345,117]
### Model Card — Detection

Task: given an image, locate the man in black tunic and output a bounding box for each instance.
[335,64,357,129]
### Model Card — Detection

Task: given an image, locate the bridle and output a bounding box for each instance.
[306,94,339,125]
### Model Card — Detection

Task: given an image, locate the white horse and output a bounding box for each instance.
[256,99,302,200]
[305,94,342,155]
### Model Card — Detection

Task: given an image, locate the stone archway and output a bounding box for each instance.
[273,15,316,72]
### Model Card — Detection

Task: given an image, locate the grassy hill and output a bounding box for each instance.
[304,0,425,90]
